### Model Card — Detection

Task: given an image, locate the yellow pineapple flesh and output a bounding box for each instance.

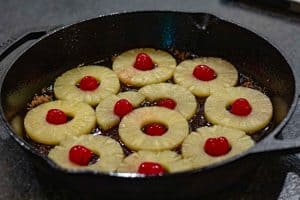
[54,66,120,106]
[139,83,197,119]
[48,135,124,172]
[24,100,96,145]
[117,150,181,173]
[204,87,273,133]
[119,107,189,151]
[95,91,145,130]
[182,125,254,168]
[112,48,176,87]
[174,57,238,97]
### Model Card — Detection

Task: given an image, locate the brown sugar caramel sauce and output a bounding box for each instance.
[20,49,274,157]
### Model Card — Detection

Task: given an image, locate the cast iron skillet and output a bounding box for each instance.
[0,11,300,199]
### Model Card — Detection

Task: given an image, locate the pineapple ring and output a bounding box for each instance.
[174,57,238,97]
[54,66,120,106]
[48,135,124,172]
[119,107,189,151]
[204,87,273,133]
[182,125,254,168]
[24,100,96,145]
[117,150,181,173]
[166,158,196,173]
[139,83,197,119]
[95,91,145,130]
[112,48,176,87]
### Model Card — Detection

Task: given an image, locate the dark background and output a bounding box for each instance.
[0,0,300,199]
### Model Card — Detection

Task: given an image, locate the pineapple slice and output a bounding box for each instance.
[182,125,254,168]
[48,135,124,172]
[204,87,273,133]
[54,66,120,106]
[139,83,197,119]
[174,57,238,97]
[24,100,96,145]
[95,91,145,130]
[11,115,23,137]
[119,107,189,151]
[117,91,145,107]
[117,150,181,173]
[112,48,176,87]
[166,158,196,173]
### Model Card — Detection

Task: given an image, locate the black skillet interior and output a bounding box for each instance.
[0,11,297,198]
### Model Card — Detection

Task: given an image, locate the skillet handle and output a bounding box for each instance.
[249,93,300,154]
[0,27,58,140]
[0,31,47,63]
[0,24,63,63]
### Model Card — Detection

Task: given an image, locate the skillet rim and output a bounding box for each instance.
[0,10,298,179]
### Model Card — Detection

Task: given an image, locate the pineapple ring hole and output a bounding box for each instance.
[60,112,75,123]
[225,100,243,111]
[141,122,168,136]
[62,111,75,122]
[66,116,74,122]
[88,153,100,165]
[226,102,233,111]
[62,107,84,122]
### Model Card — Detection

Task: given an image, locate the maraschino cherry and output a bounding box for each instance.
[138,162,166,175]
[134,53,154,71]
[143,123,167,136]
[193,65,216,81]
[46,109,67,125]
[114,99,134,118]
[157,98,177,110]
[69,145,93,166]
[79,76,99,91]
[230,98,252,116]
[204,137,231,156]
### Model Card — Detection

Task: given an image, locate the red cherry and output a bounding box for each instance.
[69,145,93,166]
[230,98,252,116]
[133,53,154,71]
[204,137,231,156]
[114,99,134,117]
[79,76,99,91]
[144,123,167,136]
[46,109,67,125]
[138,162,166,175]
[157,98,177,110]
[193,65,216,81]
